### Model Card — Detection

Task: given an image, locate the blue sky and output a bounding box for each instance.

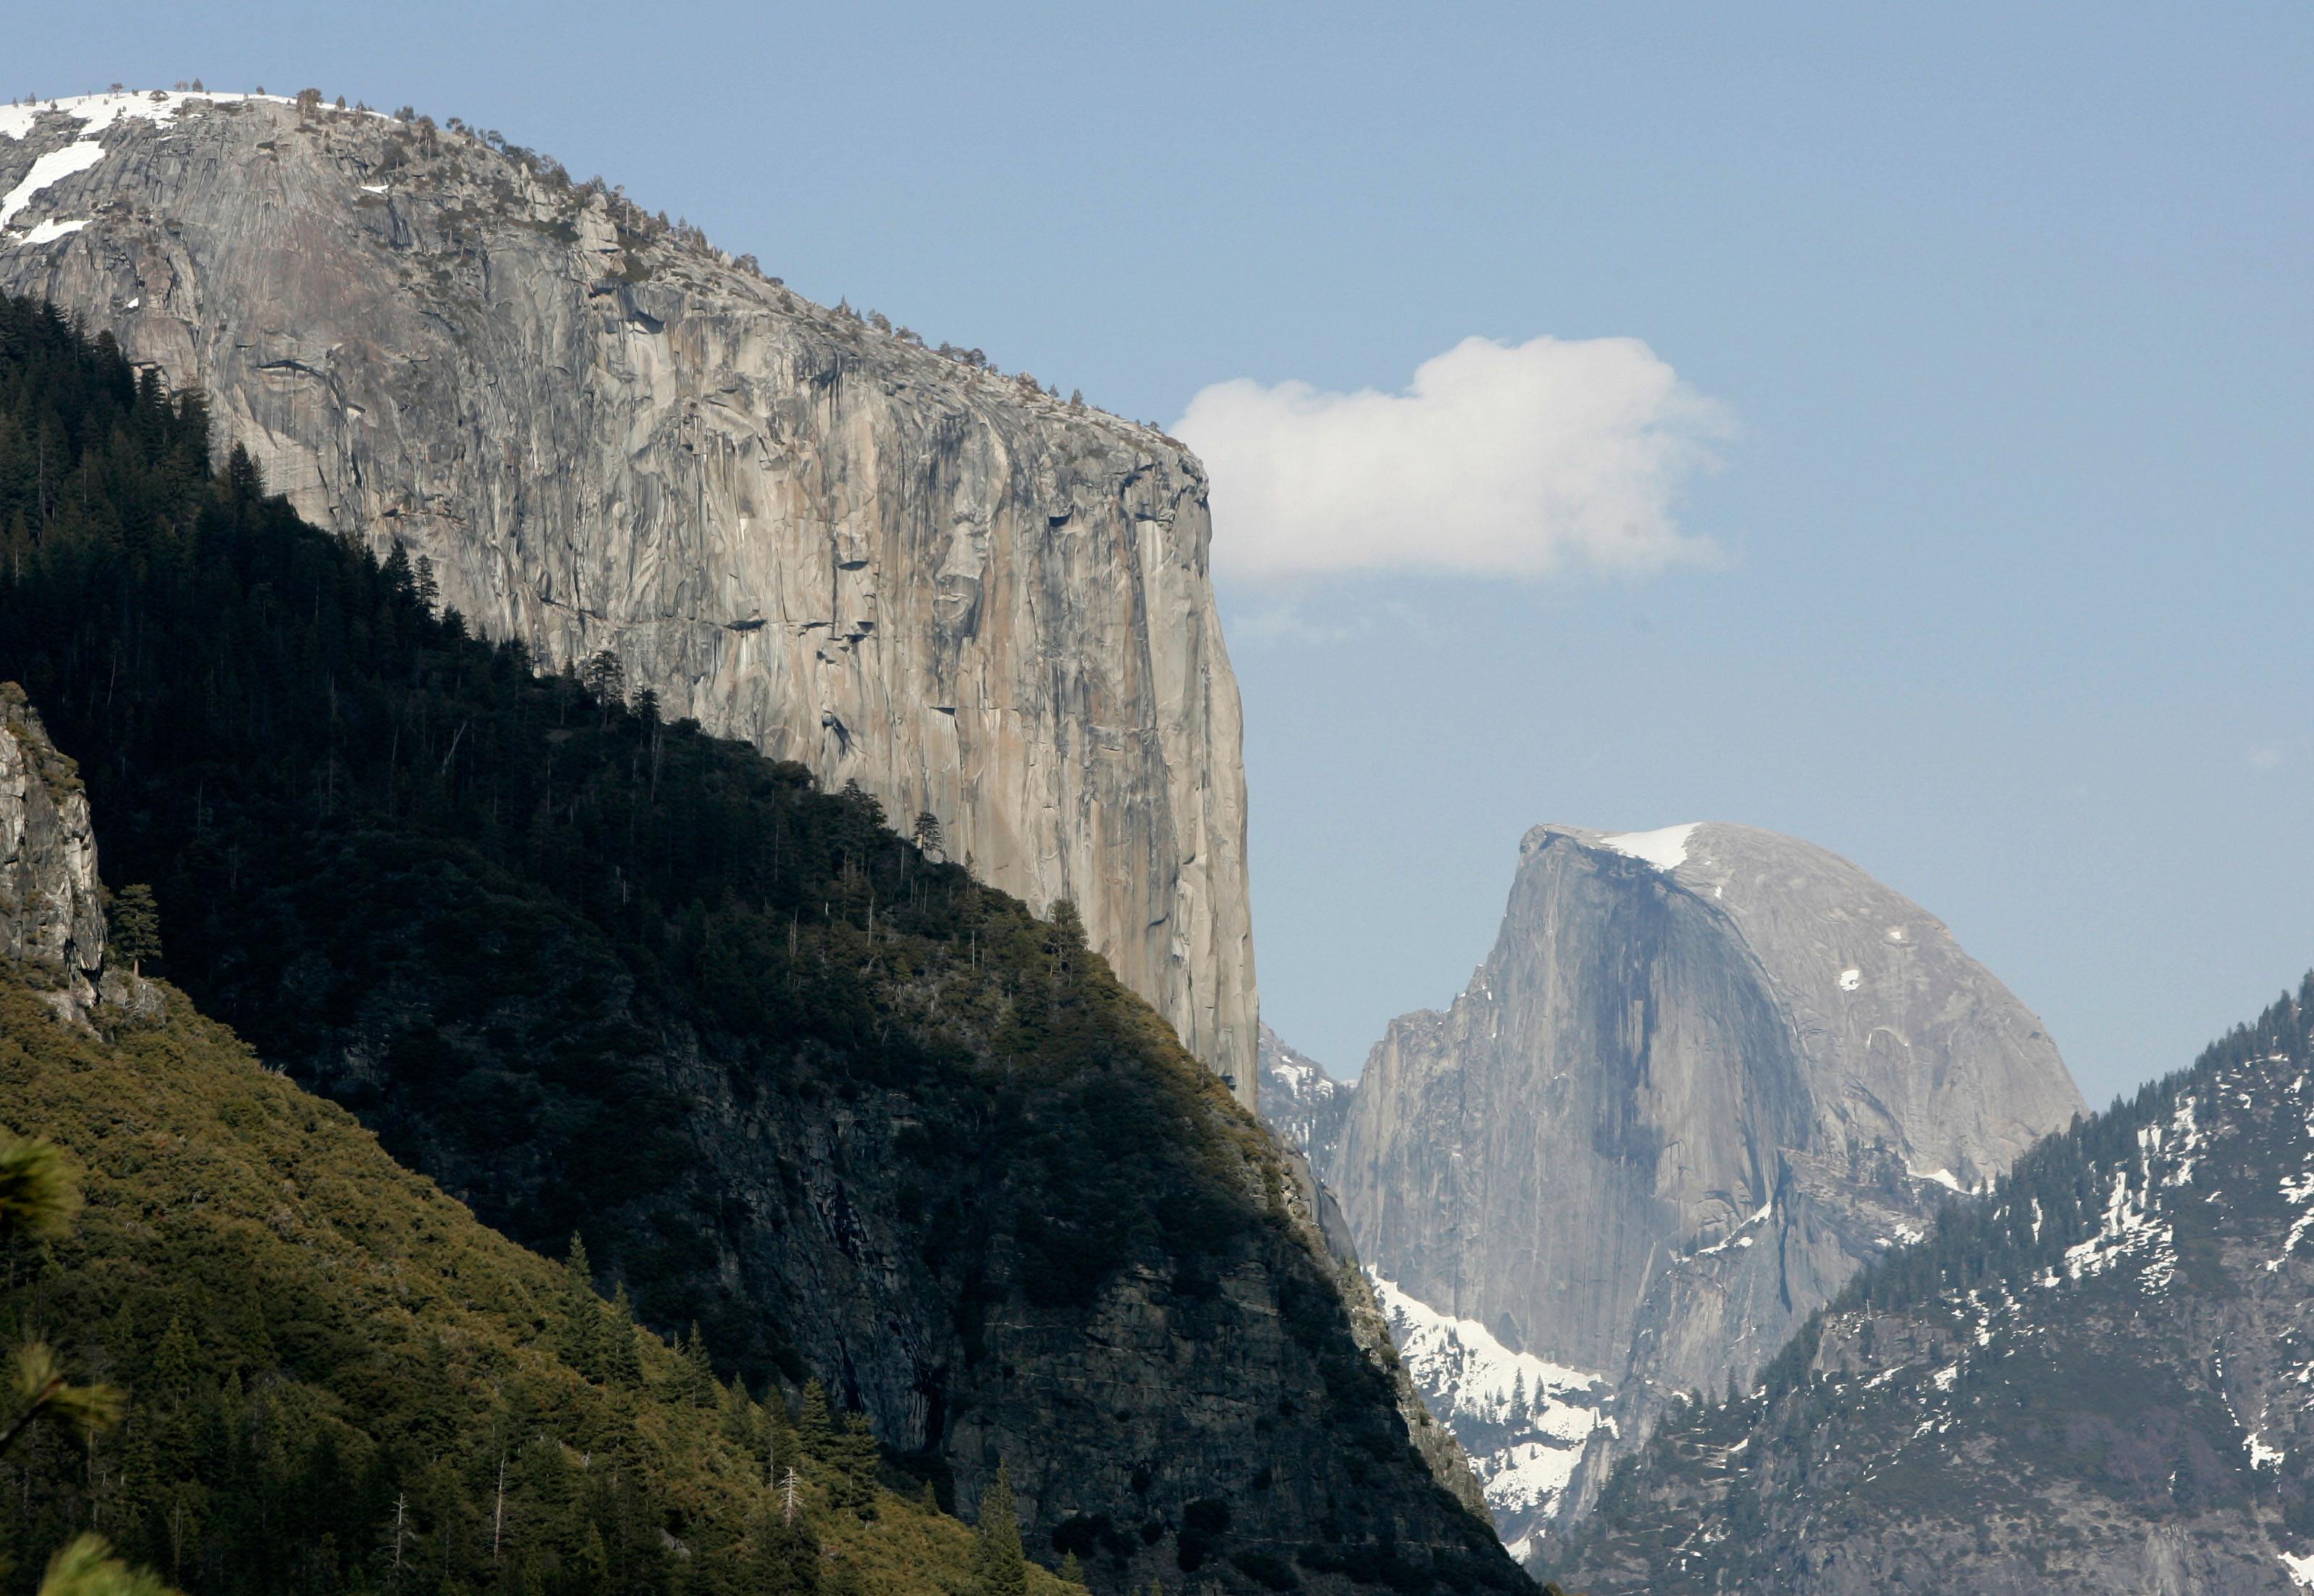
[18,1,2312,1105]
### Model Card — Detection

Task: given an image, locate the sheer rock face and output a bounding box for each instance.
[0,91,1256,1102]
[1332,820,2085,1534]
[0,684,104,1004]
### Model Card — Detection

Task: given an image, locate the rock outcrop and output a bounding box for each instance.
[0,91,1257,1101]
[0,683,104,1007]
[1330,820,2086,1553]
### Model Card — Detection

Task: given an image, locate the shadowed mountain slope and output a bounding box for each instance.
[0,296,1509,1595]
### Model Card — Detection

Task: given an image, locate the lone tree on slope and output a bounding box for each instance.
[109,885,162,976]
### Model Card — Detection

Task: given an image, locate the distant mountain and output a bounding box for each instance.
[1260,1023,1351,1167]
[1329,820,2085,1558]
[1554,974,2314,1595]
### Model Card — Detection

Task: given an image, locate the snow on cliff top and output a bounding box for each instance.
[0,89,304,144]
[1,92,315,241]
[1594,821,1701,872]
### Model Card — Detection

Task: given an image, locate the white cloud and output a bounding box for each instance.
[1175,334,1730,581]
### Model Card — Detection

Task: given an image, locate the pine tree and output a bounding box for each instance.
[829,1410,881,1521]
[109,885,162,975]
[673,1321,716,1407]
[555,1234,604,1379]
[1,1136,120,1460]
[1046,899,1087,979]
[31,1534,173,1596]
[757,1379,794,1484]
[0,1132,77,1244]
[580,649,625,714]
[718,1373,758,1451]
[1058,1550,1086,1586]
[968,1458,1027,1596]
[381,542,413,599]
[798,1379,836,1457]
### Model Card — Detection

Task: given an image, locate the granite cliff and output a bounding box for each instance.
[1327,820,2086,1557]
[0,88,1256,1100]
[0,683,104,1010]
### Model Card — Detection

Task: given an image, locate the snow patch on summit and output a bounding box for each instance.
[0,140,109,231]
[1594,822,1701,873]
[0,91,362,243]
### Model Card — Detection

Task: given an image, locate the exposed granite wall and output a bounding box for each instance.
[0,91,1257,1102]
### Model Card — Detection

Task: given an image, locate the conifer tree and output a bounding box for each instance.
[380,542,414,600]
[674,1321,717,1407]
[718,1374,758,1451]
[829,1410,881,1521]
[1,1136,120,1460]
[756,1379,794,1484]
[0,1136,158,1596]
[1058,1549,1086,1586]
[555,1234,604,1379]
[0,1132,77,1246]
[33,1534,173,1596]
[968,1458,1027,1596]
[109,885,162,975]
[799,1379,836,1456]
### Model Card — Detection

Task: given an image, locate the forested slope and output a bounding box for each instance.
[0,972,1066,1596]
[1550,976,2314,1594]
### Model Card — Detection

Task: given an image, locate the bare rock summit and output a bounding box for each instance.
[1329,819,2086,1555]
